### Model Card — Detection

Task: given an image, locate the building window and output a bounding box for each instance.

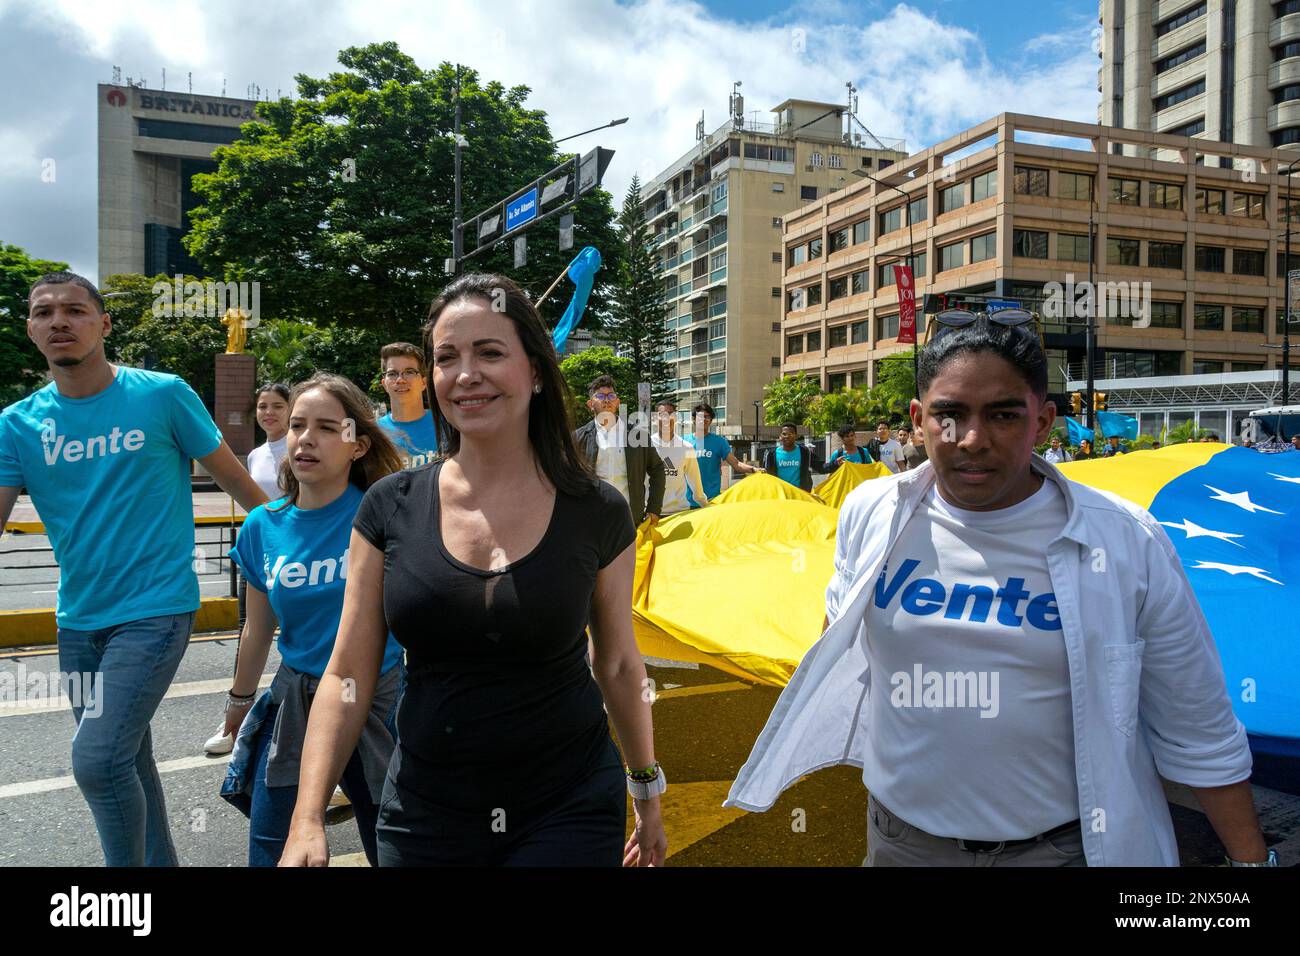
[879,158,894,169]
[1233,307,1264,333]
[1153,79,1206,113]
[136,118,242,145]
[1058,172,1092,201]
[1193,359,1224,375]
[1057,233,1091,262]
[851,269,869,295]
[806,330,821,351]
[1166,118,1206,137]
[1107,237,1140,266]
[829,275,849,301]
[1277,37,1300,61]
[1148,241,1184,270]
[771,182,785,192]
[810,151,824,167]
[786,334,803,356]
[940,183,965,214]
[800,185,818,201]
[1234,249,1266,276]
[772,251,783,263]
[971,171,997,202]
[970,232,996,263]
[939,242,965,272]
[808,237,823,260]
[1194,304,1225,330]
[772,216,783,227]
[876,313,900,340]
[1154,1,1205,37]
[807,284,822,307]
[1156,40,1206,74]
[788,289,806,311]
[879,205,903,234]
[829,325,849,349]
[829,227,849,253]
[851,320,869,344]
[878,262,896,287]
[1195,245,1225,272]
[1109,177,1140,206]
[1232,192,1265,218]
[788,245,807,267]
[852,220,870,244]
[772,356,781,367]
[827,372,847,391]
[908,195,928,225]
[1013,229,1048,258]
[1195,187,1225,214]
[911,251,928,277]
[1149,182,1183,210]
[771,322,781,332]
[1013,165,1048,196]
[1149,302,1182,329]
[829,154,844,169]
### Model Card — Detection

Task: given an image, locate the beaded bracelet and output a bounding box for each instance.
[626,762,661,783]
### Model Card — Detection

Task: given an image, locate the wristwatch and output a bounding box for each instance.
[626,762,667,801]
[1226,848,1278,867]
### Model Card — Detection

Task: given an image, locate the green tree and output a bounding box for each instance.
[1164,419,1209,445]
[762,372,820,427]
[559,346,636,427]
[246,318,323,389]
[105,274,227,400]
[605,175,673,394]
[1,243,67,404]
[185,44,620,343]
[875,353,916,417]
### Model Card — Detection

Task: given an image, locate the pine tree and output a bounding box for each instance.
[607,175,674,399]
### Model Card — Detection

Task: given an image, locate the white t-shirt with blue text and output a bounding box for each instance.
[379,410,439,469]
[860,478,1077,841]
[0,367,222,630]
[229,482,404,678]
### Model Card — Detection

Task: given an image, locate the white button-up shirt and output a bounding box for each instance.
[594,420,630,503]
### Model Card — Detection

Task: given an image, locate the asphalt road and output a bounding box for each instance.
[3,631,1298,866]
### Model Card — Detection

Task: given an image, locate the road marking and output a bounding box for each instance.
[0,753,231,800]
[654,681,751,701]
[330,851,370,867]
[0,673,274,718]
[625,779,746,860]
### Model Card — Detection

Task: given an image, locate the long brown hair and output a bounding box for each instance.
[423,273,596,497]
[269,373,404,511]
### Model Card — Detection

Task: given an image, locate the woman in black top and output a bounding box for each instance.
[280,274,667,867]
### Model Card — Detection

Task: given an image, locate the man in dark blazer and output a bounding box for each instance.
[573,375,665,526]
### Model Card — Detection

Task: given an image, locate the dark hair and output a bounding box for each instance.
[28,271,105,315]
[270,373,404,511]
[655,398,677,411]
[917,320,1048,400]
[256,382,291,403]
[779,421,798,431]
[876,420,891,429]
[587,374,617,397]
[836,424,857,440]
[423,273,595,498]
[898,423,912,433]
[380,341,426,374]
[692,402,715,418]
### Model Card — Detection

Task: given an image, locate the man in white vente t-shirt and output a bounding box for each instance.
[867,420,905,474]
[727,317,1272,867]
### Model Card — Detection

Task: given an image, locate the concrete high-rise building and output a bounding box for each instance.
[98,83,259,281]
[1097,0,1300,152]
[641,96,906,428]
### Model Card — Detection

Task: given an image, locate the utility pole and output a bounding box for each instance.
[452,65,464,277]
[1085,188,1096,431]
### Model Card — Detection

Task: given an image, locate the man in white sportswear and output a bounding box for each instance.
[649,399,708,514]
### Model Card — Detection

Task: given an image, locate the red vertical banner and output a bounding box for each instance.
[893,264,916,344]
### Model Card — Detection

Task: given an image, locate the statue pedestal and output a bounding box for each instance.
[215,353,257,460]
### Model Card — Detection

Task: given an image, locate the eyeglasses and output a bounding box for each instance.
[925,308,1038,346]
[383,369,422,381]
[592,392,618,401]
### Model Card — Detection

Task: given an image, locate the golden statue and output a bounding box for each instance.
[221,307,248,354]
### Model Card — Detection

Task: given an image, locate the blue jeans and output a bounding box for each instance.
[246,701,382,867]
[56,611,195,867]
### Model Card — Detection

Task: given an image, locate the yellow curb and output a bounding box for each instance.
[4,515,246,535]
[0,597,239,648]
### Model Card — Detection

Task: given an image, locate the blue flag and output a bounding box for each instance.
[1097,410,1139,440]
[1063,416,1092,446]
[551,246,602,353]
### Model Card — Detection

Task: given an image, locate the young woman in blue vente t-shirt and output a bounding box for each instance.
[221,373,407,866]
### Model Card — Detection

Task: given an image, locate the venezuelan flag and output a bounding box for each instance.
[631,449,1300,754]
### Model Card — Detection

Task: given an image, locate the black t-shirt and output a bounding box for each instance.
[353,459,636,812]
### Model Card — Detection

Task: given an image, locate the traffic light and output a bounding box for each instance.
[1070,392,1082,415]
[1093,391,1107,412]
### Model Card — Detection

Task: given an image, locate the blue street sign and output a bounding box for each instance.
[986,299,1021,312]
[506,187,538,232]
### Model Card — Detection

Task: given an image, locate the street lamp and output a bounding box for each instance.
[854,167,920,400]
[554,117,628,145]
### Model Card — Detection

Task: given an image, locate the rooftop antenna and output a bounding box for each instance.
[111,65,121,85]
[188,71,192,94]
[221,76,226,96]
[695,109,705,141]
[161,67,166,91]
[729,80,743,128]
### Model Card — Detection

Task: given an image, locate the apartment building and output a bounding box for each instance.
[642,98,906,426]
[1097,0,1300,151]
[781,113,1300,408]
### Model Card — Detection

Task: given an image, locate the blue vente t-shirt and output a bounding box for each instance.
[379,410,439,469]
[685,433,732,505]
[229,483,404,678]
[774,445,802,487]
[0,367,222,630]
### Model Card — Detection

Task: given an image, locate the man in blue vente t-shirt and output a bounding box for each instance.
[684,401,761,507]
[0,272,268,866]
[377,341,439,468]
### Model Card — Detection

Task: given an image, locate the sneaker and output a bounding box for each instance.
[203,726,234,756]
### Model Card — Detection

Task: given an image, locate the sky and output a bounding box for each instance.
[0,0,1103,282]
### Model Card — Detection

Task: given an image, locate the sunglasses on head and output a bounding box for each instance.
[925,308,1036,345]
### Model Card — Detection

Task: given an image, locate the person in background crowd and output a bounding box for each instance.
[1102,435,1127,457]
[1153,441,1163,450]
[1042,435,1072,465]
[573,376,664,527]
[866,420,905,474]
[828,424,873,470]
[220,374,406,866]
[899,423,929,471]
[377,342,439,468]
[685,402,761,507]
[1292,435,1300,452]
[278,273,666,867]
[763,422,820,492]
[1075,438,1094,460]
[0,271,268,866]
[649,399,708,514]
[205,382,293,757]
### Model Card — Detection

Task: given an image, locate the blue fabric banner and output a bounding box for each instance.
[1063,416,1092,446]
[1097,410,1139,440]
[551,246,602,353]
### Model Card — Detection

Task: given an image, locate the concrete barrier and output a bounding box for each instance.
[0,597,239,649]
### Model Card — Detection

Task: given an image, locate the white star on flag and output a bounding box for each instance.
[1159,518,1244,546]
[1203,485,1284,515]
[1189,561,1283,585]
[1267,473,1300,485]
